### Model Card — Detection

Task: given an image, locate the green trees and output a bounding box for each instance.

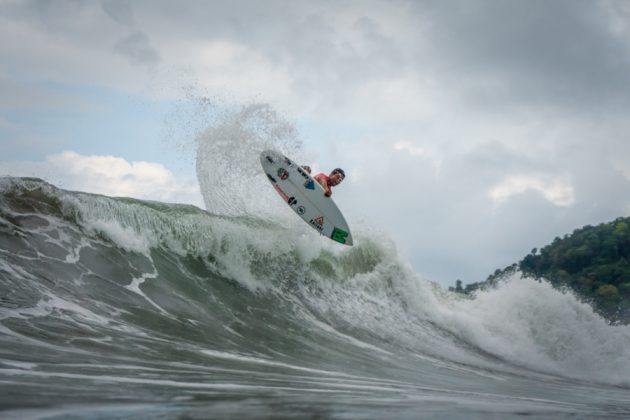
[517,217,630,321]
[596,284,619,299]
[448,279,464,293]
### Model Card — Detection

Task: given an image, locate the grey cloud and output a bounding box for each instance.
[1,1,159,66]
[114,32,160,65]
[350,17,406,78]
[6,0,629,112]
[129,0,630,115]
[0,0,89,34]
[415,0,630,113]
[102,0,135,27]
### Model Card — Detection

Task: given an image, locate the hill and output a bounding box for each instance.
[452,217,630,323]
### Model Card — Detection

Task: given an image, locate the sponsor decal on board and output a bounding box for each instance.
[309,215,324,232]
[266,155,274,164]
[288,197,298,206]
[303,179,315,190]
[266,173,277,183]
[277,168,289,180]
[297,167,309,179]
[297,205,305,215]
[331,227,349,244]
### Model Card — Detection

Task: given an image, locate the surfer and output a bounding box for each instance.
[300,165,345,197]
[314,168,345,197]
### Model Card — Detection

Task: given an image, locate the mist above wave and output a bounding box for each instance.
[195,103,303,218]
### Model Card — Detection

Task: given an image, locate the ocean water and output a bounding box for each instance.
[2,105,630,418]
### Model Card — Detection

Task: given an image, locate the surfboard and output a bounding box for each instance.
[260,150,353,246]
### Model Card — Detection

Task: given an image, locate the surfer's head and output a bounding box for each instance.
[330,168,345,186]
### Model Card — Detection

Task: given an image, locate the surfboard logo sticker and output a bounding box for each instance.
[309,216,324,232]
[277,168,289,180]
[288,197,298,206]
[304,179,315,190]
[297,167,309,179]
[331,227,349,244]
[297,205,305,215]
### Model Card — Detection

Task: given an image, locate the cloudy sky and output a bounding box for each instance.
[2,0,630,286]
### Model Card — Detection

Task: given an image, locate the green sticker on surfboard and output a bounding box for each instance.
[331,227,349,244]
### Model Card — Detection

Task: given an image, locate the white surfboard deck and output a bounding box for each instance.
[260,149,353,246]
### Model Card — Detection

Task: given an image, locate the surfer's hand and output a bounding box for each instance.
[324,190,332,197]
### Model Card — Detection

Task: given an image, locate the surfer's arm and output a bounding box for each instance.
[315,178,332,197]
[313,173,332,197]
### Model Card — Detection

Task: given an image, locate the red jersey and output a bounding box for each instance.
[313,173,332,188]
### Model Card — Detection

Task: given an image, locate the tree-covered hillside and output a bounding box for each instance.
[453,217,630,323]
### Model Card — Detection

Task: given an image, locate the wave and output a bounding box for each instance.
[1,176,629,395]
